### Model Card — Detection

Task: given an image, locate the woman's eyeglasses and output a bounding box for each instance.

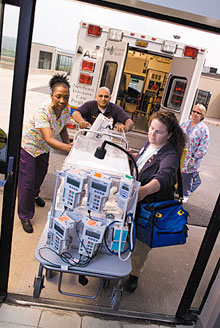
[192,110,202,115]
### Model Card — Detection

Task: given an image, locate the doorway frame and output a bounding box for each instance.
[0,0,219,325]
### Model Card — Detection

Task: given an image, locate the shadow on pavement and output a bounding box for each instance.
[184,203,212,227]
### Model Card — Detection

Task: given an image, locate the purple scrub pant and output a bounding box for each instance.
[17,148,49,221]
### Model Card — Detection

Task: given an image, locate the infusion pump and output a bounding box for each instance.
[61,169,113,213]
[78,219,106,257]
[117,174,135,212]
[46,168,140,258]
[62,168,88,210]
[46,215,76,254]
[86,173,112,212]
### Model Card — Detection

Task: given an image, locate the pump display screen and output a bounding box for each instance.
[91,181,107,192]
[67,176,80,188]
[54,224,64,236]
[122,185,129,191]
[86,229,100,239]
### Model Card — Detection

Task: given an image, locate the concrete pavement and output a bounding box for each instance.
[0,303,188,328]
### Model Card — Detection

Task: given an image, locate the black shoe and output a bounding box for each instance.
[21,220,33,233]
[78,275,88,286]
[34,197,45,207]
[125,275,138,292]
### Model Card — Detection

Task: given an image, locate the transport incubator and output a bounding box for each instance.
[34,115,140,309]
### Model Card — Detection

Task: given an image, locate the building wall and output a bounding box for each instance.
[29,43,57,70]
[198,75,220,119]
[29,43,74,74]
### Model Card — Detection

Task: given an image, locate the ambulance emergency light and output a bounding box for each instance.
[81,60,95,72]
[108,28,123,42]
[184,46,198,58]
[161,40,177,54]
[87,24,102,37]
[79,73,93,85]
[136,40,148,48]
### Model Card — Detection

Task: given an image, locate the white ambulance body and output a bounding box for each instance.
[69,21,207,128]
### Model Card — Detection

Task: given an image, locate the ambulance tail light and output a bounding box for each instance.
[79,74,93,85]
[87,24,102,37]
[184,46,198,58]
[81,60,95,72]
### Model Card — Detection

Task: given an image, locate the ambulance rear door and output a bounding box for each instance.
[161,56,198,123]
[97,40,128,102]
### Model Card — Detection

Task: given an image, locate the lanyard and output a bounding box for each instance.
[137,145,160,170]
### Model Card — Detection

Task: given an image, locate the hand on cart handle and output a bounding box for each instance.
[78,120,91,129]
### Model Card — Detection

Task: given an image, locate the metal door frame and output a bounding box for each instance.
[0,0,219,325]
[176,194,220,322]
[0,0,37,302]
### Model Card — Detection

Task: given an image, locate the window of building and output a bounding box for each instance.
[55,54,73,74]
[38,51,52,69]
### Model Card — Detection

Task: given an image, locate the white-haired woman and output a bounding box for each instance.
[181,104,210,202]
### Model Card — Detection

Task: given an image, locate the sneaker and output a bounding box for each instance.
[21,220,33,233]
[182,196,189,203]
[34,197,45,207]
[125,275,138,293]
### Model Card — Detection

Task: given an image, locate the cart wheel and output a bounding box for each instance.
[33,275,45,298]
[46,269,53,279]
[103,278,110,289]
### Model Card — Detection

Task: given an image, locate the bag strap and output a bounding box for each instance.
[177,166,183,201]
[155,154,183,201]
[150,201,180,211]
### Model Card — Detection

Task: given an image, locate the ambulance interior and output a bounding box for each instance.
[117,49,172,132]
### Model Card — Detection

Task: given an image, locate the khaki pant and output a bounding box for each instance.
[131,238,151,277]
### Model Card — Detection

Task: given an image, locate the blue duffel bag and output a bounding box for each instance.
[136,200,189,248]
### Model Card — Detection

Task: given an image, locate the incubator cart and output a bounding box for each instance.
[33,125,140,310]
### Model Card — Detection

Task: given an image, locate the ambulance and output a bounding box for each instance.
[69,22,207,142]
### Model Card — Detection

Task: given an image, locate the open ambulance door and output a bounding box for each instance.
[97,41,128,102]
[161,56,198,124]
